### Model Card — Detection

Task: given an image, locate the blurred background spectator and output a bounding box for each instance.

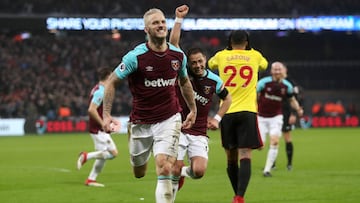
[324,100,345,117]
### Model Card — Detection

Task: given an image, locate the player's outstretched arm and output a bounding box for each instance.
[169,5,189,48]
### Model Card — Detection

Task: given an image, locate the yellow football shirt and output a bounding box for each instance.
[208,48,268,113]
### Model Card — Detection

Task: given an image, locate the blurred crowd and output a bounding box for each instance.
[1,29,360,120]
[0,30,229,119]
[0,0,359,16]
[0,33,135,119]
[312,100,357,117]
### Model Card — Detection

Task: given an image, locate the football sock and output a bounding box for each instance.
[286,142,293,165]
[171,175,180,202]
[180,166,197,179]
[87,151,102,160]
[237,158,250,197]
[88,159,105,180]
[156,176,173,203]
[264,145,279,172]
[88,151,114,160]
[226,160,238,194]
[180,166,191,178]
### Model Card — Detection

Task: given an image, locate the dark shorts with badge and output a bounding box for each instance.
[220,111,263,150]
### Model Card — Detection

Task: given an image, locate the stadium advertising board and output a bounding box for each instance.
[310,115,359,128]
[0,118,25,136]
[35,116,129,134]
[34,115,359,134]
[46,16,360,31]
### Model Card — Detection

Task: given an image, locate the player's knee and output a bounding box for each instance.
[134,171,145,178]
[159,163,172,175]
[271,141,279,146]
[192,168,205,179]
[270,136,280,146]
[226,148,238,160]
[172,162,184,176]
[133,165,147,178]
[156,154,176,175]
[134,173,145,178]
[110,150,118,158]
[111,151,119,158]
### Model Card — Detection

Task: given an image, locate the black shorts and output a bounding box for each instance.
[220,111,263,150]
[282,109,292,132]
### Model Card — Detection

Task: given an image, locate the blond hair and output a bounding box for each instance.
[143,8,164,26]
[271,61,287,78]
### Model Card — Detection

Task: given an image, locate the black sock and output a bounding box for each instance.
[237,158,251,197]
[226,160,238,194]
[286,142,293,165]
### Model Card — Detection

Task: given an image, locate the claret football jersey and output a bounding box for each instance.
[115,42,188,124]
[257,76,294,117]
[176,69,224,135]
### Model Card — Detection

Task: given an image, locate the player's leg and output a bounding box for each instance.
[225,148,238,194]
[283,131,293,170]
[178,152,208,198]
[263,135,280,176]
[181,134,209,179]
[257,116,269,148]
[128,123,153,178]
[82,132,118,187]
[220,114,239,195]
[171,132,187,202]
[90,132,118,160]
[263,115,283,176]
[155,154,177,203]
[153,113,181,203]
[77,132,118,170]
[282,113,295,170]
[182,156,208,178]
[85,159,106,187]
[234,148,252,203]
[171,160,184,202]
[231,112,262,203]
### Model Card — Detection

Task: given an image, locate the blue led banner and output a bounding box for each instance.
[46,16,360,31]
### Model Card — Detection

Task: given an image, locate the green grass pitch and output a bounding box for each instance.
[0,128,359,203]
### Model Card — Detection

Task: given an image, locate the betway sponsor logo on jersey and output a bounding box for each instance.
[144,77,177,87]
[194,92,209,106]
[264,93,282,101]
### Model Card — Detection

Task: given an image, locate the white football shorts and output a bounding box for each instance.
[258,114,284,144]
[90,131,117,151]
[177,132,209,161]
[128,113,181,167]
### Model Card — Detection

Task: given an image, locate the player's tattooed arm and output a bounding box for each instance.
[102,72,119,132]
[179,76,197,129]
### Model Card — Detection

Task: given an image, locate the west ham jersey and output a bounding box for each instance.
[282,77,301,114]
[177,69,224,136]
[115,42,187,124]
[257,76,294,117]
[88,83,104,133]
[208,48,268,113]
